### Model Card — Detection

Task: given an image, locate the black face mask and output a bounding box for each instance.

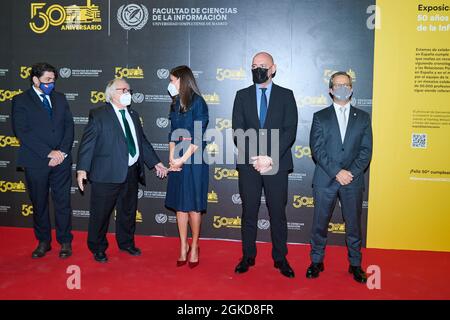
[252,67,270,84]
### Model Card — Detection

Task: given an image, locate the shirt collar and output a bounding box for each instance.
[110,102,127,114]
[333,101,351,112]
[32,85,46,97]
[256,81,273,93]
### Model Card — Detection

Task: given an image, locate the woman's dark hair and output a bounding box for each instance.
[30,62,58,84]
[170,65,201,113]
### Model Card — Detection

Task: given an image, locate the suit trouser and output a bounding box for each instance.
[87,163,139,254]
[24,161,73,244]
[310,181,363,266]
[238,167,289,262]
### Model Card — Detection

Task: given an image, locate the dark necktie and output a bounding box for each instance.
[40,94,52,118]
[119,109,137,157]
[259,88,267,128]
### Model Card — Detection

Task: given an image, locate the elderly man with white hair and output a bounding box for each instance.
[77,78,168,263]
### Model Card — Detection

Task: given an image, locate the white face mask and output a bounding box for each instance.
[119,92,132,106]
[167,82,179,97]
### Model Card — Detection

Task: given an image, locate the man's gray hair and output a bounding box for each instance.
[105,78,128,103]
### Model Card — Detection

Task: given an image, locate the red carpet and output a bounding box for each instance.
[0,226,449,300]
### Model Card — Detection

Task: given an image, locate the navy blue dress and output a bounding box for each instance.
[165,94,209,213]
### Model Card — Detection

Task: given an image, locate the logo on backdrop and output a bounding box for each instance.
[0,136,20,147]
[132,92,145,103]
[231,194,242,205]
[59,68,72,78]
[329,222,346,234]
[29,0,102,34]
[293,195,315,208]
[0,89,23,102]
[208,190,219,203]
[202,93,220,105]
[0,181,26,193]
[90,91,106,104]
[117,4,149,30]
[294,146,312,159]
[19,66,31,79]
[115,66,144,79]
[155,213,168,224]
[21,205,33,217]
[156,117,169,128]
[157,69,170,79]
[59,68,102,78]
[216,67,246,81]
[214,168,238,181]
[257,219,270,230]
[213,216,241,229]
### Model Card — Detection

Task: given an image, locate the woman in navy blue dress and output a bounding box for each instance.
[165,65,209,268]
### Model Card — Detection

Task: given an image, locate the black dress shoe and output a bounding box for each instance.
[234,257,255,274]
[348,266,367,283]
[94,252,108,263]
[274,259,295,278]
[120,246,142,256]
[59,243,72,259]
[32,241,51,259]
[306,262,324,279]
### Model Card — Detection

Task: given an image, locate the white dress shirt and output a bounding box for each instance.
[333,101,350,143]
[110,103,140,166]
[32,85,53,108]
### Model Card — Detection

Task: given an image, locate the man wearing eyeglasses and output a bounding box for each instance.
[232,52,298,278]
[76,78,168,263]
[307,71,373,283]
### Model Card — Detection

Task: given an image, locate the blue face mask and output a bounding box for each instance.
[39,82,55,95]
[332,86,352,101]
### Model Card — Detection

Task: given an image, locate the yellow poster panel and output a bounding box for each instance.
[368,0,450,251]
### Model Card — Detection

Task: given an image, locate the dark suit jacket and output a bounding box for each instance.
[76,104,160,185]
[309,105,373,189]
[11,88,74,168]
[232,83,298,172]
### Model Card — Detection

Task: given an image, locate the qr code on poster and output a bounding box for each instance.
[411,133,427,149]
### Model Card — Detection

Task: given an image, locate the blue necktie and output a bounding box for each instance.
[259,88,267,128]
[40,94,52,118]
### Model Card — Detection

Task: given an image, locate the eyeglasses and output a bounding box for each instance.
[332,84,351,89]
[115,88,133,94]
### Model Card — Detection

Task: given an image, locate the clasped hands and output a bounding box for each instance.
[168,157,185,172]
[336,169,354,186]
[76,161,170,192]
[251,155,273,174]
[48,150,66,167]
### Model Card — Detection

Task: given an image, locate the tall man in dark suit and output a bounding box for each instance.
[11,62,74,259]
[77,78,168,263]
[232,52,298,278]
[307,71,373,283]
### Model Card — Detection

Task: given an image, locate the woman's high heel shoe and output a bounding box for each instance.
[176,245,191,267]
[188,247,200,269]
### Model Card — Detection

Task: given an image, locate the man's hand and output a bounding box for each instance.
[77,170,87,192]
[336,169,353,185]
[251,156,273,173]
[48,150,65,164]
[154,162,168,179]
[48,158,60,167]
